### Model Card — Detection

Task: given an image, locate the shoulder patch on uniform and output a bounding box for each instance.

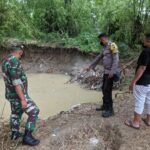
[110,43,119,54]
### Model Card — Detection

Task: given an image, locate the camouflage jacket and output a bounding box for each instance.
[1,54,28,99]
[90,41,119,74]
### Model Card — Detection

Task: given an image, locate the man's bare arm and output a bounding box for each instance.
[133,66,146,82]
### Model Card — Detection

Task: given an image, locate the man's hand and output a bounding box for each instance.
[129,80,136,91]
[108,72,114,79]
[21,100,28,109]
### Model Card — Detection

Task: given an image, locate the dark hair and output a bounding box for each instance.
[98,33,108,39]
[145,33,150,39]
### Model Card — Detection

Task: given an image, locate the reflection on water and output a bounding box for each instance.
[0,74,101,119]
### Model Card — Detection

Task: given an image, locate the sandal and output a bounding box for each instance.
[124,120,140,130]
[142,118,150,126]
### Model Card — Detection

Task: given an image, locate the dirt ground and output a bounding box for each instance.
[26,98,150,150]
[1,96,150,150]
[1,43,148,150]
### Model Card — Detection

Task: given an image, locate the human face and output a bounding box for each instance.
[99,37,109,46]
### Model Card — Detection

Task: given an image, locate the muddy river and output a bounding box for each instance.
[0,74,102,119]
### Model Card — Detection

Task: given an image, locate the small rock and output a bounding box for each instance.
[89,137,99,146]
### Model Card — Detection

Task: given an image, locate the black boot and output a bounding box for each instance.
[11,131,23,140]
[102,108,114,118]
[96,105,105,111]
[22,130,40,146]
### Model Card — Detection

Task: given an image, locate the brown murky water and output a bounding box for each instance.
[0,74,102,119]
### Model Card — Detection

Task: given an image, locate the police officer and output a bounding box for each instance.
[85,33,119,118]
[1,45,40,146]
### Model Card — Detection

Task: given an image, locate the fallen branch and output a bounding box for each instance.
[120,58,137,72]
[115,91,132,98]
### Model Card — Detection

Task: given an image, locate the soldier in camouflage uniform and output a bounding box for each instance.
[85,33,119,118]
[1,45,40,146]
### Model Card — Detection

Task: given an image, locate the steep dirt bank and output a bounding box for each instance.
[1,42,101,76]
[0,42,93,73]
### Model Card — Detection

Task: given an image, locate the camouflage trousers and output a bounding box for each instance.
[8,95,40,132]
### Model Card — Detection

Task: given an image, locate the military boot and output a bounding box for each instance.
[22,130,40,146]
[102,108,114,118]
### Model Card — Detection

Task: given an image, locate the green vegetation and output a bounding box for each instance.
[0,0,150,56]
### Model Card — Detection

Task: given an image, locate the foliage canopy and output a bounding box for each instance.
[0,0,150,55]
